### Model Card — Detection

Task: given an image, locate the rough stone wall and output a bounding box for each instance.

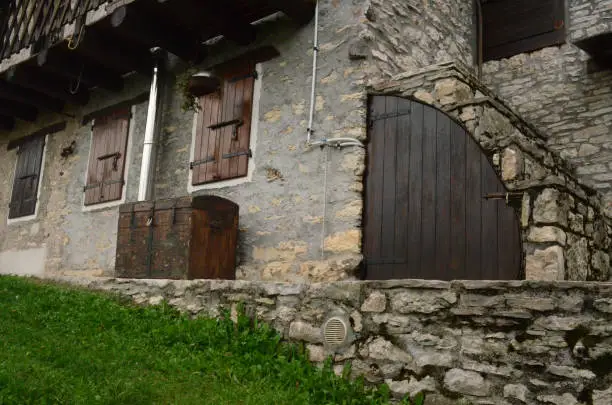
[46,275,612,405]
[482,1,612,215]
[372,62,612,281]
[569,0,612,43]
[0,77,149,276]
[153,2,369,282]
[359,0,474,83]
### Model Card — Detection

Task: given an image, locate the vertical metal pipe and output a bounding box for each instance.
[138,59,160,201]
[306,0,320,144]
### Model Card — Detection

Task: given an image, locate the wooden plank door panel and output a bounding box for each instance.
[364,96,522,281]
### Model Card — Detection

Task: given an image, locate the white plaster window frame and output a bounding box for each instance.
[82,105,136,212]
[187,63,262,193]
[6,134,49,225]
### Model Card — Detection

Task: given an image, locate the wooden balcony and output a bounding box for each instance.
[0,0,315,130]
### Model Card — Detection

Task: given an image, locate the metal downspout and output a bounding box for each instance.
[138,50,162,201]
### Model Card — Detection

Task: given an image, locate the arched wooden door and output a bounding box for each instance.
[363,96,522,280]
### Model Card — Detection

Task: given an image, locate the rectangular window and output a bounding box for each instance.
[84,108,130,206]
[191,63,256,186]
[9,135,45,219]
[483,0,565,61]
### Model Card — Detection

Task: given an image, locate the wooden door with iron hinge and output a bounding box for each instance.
[363,96,522,280]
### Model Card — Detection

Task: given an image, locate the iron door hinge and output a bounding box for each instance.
[368,109,412,128]
[190,156,216,169]
[222,149,252,159]
[83,179,125,191]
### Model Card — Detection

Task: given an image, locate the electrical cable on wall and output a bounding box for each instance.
[303,1,367,258]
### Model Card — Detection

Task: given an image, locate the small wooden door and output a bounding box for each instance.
[363,96,522,280]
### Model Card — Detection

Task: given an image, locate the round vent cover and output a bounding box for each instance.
[323,316,349,348]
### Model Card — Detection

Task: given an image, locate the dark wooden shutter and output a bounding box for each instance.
[84,108,130,205]
[192,64,255,185]
[483,0,565,61]
[9,135,45,219]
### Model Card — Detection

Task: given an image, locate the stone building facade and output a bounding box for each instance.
[482,0,612,215]
[0,0,611,282]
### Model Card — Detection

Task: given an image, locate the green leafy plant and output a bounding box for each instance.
[401,392,425,405]
[175,64,200,113]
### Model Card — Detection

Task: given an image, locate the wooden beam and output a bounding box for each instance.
[212,46,281,72]
[269,0,316,25]
[111,5,206,62]
[73,28,153,76]
[0,80,65,113]
[157,0,256,45]
[6,66,90,105]
[0,100,38,122]
[37,49,124,92]
[0,115,15,131]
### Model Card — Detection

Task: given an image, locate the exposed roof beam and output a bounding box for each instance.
[0,100,38,122]
[37,48,124,93]
[0,80,65,113]
[268,0,316,25]
[111,5,206,62]
[157,0,257,46]
[73,28,153,77]
[6,66,90,105]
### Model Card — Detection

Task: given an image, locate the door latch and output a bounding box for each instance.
[98,152,122,171]
[209,119,244,140]
[483,192,524,205]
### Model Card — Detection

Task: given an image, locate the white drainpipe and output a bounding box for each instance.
[138,55,161,201]
[306,0,319,144]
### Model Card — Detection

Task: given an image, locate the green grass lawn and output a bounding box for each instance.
[0,276,401,405]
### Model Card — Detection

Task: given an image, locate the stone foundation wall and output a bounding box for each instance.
[372,63,612,281]
[46,275,612,405]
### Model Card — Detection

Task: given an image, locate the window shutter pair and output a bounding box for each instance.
[9,136,45,219]
[483,0,565,61]
[191,64,256,185]
[84,108,130,205]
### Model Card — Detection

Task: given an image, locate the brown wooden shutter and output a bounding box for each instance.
[192,64,255,185]
[84,108,130,205]
[483,0,565,61]
[9,135,45,219]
